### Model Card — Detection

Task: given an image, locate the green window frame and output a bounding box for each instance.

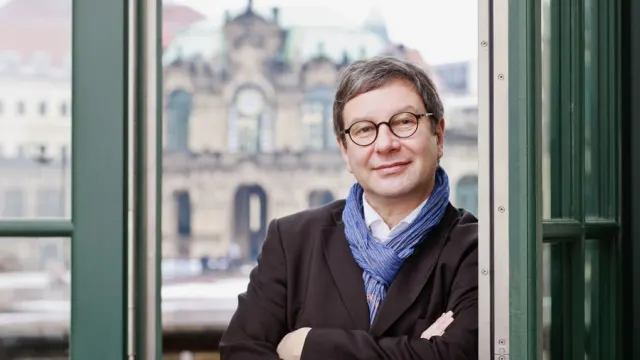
[0,0,131,358]
[621,0,640,358]
[71,1,129,357]
[506,0,625,359]
[539,0,622,359]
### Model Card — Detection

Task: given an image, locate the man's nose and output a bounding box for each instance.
[374,124,400,152]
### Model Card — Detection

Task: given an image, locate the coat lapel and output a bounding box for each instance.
[321,207,371,331]
[369,204,458,336]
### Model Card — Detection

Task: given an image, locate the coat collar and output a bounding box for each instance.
[323,201,459,336]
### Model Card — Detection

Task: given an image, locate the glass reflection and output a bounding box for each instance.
[160,0,479,356]
[542,241,567,360]
[542,242,552,360]
[583,0,613,220]
[584,239,615,360]
[585,240,596,360]
[0,0,72,220]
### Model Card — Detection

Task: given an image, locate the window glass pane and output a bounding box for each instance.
[584,238,617,360]
[584,239,597,360]
[2,188,26,217]
[166,90,193,153]
[542,241,572,360]
[583,0,615,220]
[0,0,72,219]
[584,0,598,219]
[454,175,478,216]
[542,0,580,220]
[36,188,64,217]
[0,237,70,358]
[161,0,479,356]
[542,242,552,360]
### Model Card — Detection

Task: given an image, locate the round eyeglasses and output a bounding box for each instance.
[341,112,433,147]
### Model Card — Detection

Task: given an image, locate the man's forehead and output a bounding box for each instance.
[345,99,423,119]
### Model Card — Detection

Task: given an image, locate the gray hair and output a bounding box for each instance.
[332,56,444,142]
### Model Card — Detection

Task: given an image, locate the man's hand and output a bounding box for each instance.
[421,311,454,340]
[276,327,312,360]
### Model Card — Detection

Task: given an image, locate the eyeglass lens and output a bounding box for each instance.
[349,112,419,146]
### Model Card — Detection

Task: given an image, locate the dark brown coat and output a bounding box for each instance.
[220,200,478,360]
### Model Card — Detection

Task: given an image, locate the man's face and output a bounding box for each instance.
[338,79,444,201]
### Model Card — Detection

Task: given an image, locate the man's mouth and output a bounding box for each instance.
[373,161,411,174]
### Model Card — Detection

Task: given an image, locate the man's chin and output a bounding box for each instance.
[368,185,413,199]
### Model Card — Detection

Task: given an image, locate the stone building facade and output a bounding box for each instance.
[160,4,479,262]
[0,1,479,270]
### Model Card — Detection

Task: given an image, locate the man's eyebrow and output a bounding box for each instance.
[345,105,423,127]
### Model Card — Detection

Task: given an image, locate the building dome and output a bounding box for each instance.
[162,6,390,67]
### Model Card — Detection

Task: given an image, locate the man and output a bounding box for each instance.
[219,56,478,360]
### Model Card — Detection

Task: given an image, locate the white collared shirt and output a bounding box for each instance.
[362,194,429,243]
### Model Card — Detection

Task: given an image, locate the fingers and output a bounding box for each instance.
[421,311,454,339]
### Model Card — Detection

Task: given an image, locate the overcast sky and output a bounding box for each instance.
[0,0,478,65]
[180,0,479,65]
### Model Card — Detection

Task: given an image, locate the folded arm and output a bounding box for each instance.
[300,245,478,360]
[219,219,288,359]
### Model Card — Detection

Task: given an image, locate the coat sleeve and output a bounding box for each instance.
[300,242,478,360]
[219,219,288,360]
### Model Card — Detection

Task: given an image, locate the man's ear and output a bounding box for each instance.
[435,118,445,159]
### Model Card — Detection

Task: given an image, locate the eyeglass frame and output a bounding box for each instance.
[340,112,434,147]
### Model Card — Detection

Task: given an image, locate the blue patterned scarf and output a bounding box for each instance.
[342,166,450,324]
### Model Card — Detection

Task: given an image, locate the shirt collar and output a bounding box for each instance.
[362,193,429,229]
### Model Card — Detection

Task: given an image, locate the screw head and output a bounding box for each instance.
[499,339,506,345]
[498,206,505,213]
[481,269,489,275]
[498,73,505,80]
[481,40,488,47]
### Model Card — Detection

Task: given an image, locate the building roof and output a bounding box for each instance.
[163,6,401,66]
[0,0,435,87]
[0,0,204,73]
[163,3,207,48]
[0,0,70,70]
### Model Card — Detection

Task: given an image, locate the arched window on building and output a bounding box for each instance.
[234,185,268,261]
[301,86,335,151]
[166,89,193,152]
[174,190,192,258]
[301,101,325,150]
[175,190,191,237]
[229,85,271,154]
[456,175,478,216]
[308,190,334,208]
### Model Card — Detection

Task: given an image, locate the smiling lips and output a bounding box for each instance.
[373,161,411,175]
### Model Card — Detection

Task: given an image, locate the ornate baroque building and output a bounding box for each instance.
[0,0,479,270]
[160,3,479,262]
